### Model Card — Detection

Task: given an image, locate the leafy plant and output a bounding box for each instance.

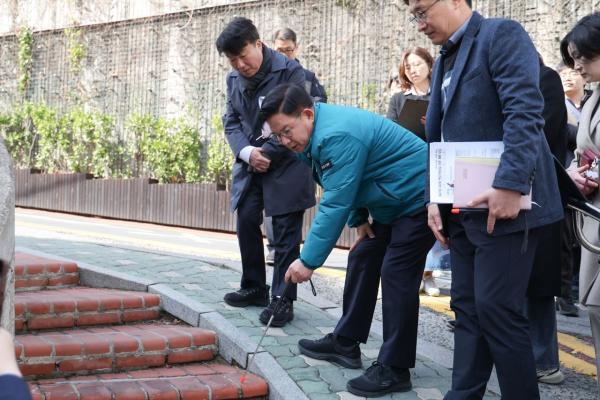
[0,102,35,168]
[64,27,86,74]
[204,114,233,189]
[126,114,201,183]
[16,27,33,95]
[360,83,378,112]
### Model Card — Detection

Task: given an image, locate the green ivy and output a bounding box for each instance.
[360,83,378,113]
[16,27,33,95]
[0,102,35,168]
[204,114,233,188]
[64,27,86,74]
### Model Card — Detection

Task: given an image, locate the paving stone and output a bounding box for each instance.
[297,380,331,394]
[197,265,216,272]
[413,388,443,400]
[181,283,203,291]
[337,392,366,400]
[316,326,334,335]
[276,356,309,370]
[317,366,347,392]
[308,393,342,400]
[288,367,321,381]
[264,345,295,357]
[300,355,332,367]
[390,391,419,399]
[116,259,137,265]
[360,348,379,359]
[264,327,288,337]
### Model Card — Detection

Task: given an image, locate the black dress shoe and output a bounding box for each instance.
[298,333,362,369]
[259,296,294,327]
[347,362,411,397]
[224,285,269,307]
[556,297,579,317]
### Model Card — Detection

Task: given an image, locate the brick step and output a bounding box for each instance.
[29,363,268,400]
[16,287,160,332]
[16,324,218,378]
[15,252,79,291]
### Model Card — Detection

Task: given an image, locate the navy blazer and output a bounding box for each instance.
[425,12,563,235]
[223,47,315,216]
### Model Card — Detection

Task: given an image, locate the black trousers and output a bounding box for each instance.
[236,175,303,300]
[333,211,434,368]
[445,215,540,400]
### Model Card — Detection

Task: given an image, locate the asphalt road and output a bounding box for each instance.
[15,208,599,399]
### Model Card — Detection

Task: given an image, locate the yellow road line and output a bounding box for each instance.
[419,295,597,377]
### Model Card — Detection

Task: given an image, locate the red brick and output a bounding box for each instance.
[76,383,113,400]
[29,385,44,400]
[105,381,147,400]
[26,264,45,275]
[37,383,80,400]
[14,302,25,316]
[142,295,161,308]
[28,316,75,330]
[52,299,77,313]
[97,372,130,380]
[168,376,210,399]
[150,328,191,349]
[15,319,24,331]
[46,263,62,273]
[16,278,48,289]
[15,264,25,275]
[129,367,187,379]
[20,363,56,377]
[99,297,122,310]
[110,333,140,353]
[138,333,167,352]
[116,355,166,369]
[197,375,240,399]
[167,349,215,364]
[76,298,100,312]
[179,364,215,376]
[43,334,83,356]
[59,358,113,373]
[237,373,269,398]
[49,274,80,287]
[122,310,159,322]
[137,379,178,400]
[77,313,120,326]
[120,296,143,309]
[62,263,79,273]
[73,334,111,355]
[26,301,52,314]
[189,330,216,346]
[17,336,53,357]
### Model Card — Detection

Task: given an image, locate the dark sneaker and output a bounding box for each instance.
[347,362,411,397]
[259,296,294,327]
[298,333,362,369]
[556,297,579,317]
[224,285,269,307]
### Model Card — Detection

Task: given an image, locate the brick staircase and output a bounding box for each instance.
[13,252,268,399]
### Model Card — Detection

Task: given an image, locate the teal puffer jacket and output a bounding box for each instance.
[299,103,427,269]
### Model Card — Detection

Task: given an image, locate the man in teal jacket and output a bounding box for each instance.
[259,83,435,397]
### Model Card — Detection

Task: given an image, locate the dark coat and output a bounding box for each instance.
[223,47,315,216]
[528,65,568,298]
[425,12,564,235]
[302,67,327,103]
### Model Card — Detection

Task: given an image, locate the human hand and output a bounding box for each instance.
[568,165,598,196]
[468,188,521,234]
[427,203,448,247]
[284,259,314,283]
[349,223,375,252]
[249,148,271,173]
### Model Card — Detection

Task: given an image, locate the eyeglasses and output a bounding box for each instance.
[409,0,440,26]
[275,47,296,55]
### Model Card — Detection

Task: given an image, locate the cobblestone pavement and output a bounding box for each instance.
[16,234,498,400]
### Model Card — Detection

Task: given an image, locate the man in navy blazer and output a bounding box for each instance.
[216,18,315,327]
[405,1,563,399]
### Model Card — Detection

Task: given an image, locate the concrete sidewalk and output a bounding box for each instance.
[16,234,499,400]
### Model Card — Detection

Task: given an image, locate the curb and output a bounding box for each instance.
[16,246,309,400]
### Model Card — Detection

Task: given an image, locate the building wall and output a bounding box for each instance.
[0,0,599,144]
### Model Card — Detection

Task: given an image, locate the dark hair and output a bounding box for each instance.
[216,17,260,56]
[273,28,297,44]
[259,84,313,124]
[403,0,472,7]
[560,12,600,68]
[398,47,434,91]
